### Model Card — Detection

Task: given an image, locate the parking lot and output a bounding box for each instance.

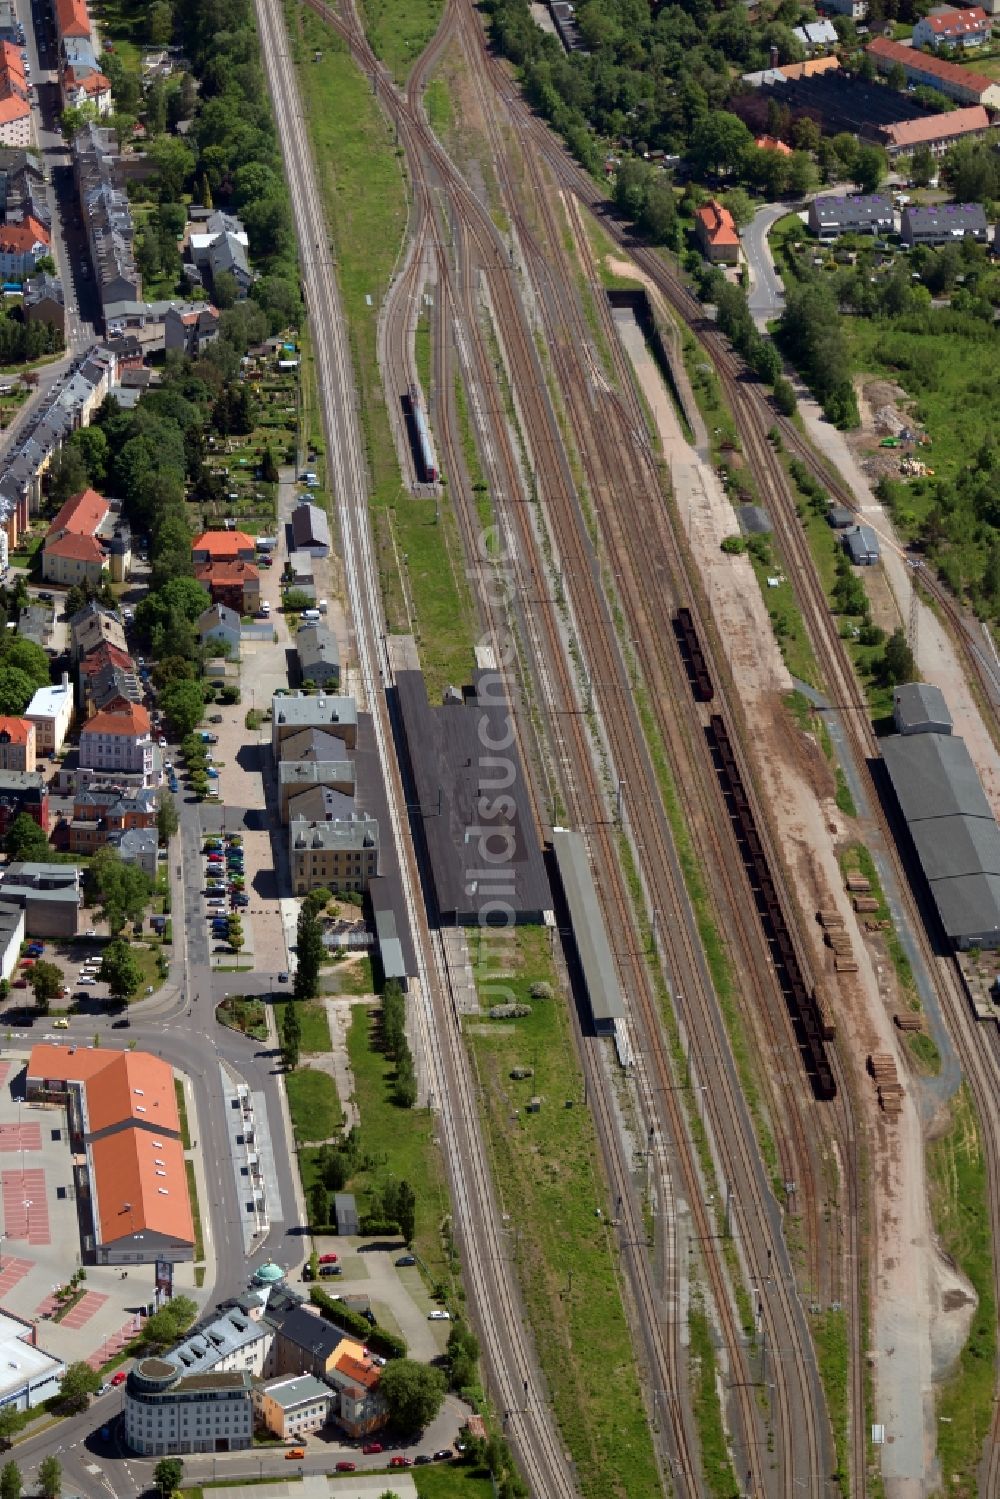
[7,930,156,1026]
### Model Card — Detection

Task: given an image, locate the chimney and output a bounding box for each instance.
[770,44,779,67]
[61,671,69,690]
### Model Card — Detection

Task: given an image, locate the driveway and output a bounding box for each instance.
[310,1238,444,1361]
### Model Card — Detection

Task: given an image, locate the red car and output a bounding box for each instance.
[318,1252,338,1264]
[110,1370,127,1387]
[390,1455,412,1468]
[335,1462,356,1473]
[362,1442,383,1455]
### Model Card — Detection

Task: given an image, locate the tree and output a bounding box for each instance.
[160,679,205,738]
[310,1178,328,1228]
[721,187,754,228]
[69,426,109,487]
[28,961,63,1008]
[261,444,279,484]
[447,1322,480,1392]
[86,847,153,935]
[153,1457,184,1498]
[37,1456,60,1499]
[147,0,173,44]
[882,628,916,685]
[910,144,935,189]
[2,638,52,690]
[227,915,244,954]
[379,1359,447,1435]
[0,667,36,716]
[58,1360,100,1413]
[145,135,195,199]
[141,1295,197,1350]
[294,906,324,1000]
[281,999,301,1070]
[0,1409,20,1450]
[212,270,239,310]
[688,112,753,177]
[854,144,886,194]
[0,1459,21,1499]
[99,940,144,1002]
[5,813,49,861]
[396,1180,416,1246]
[157,794,179,845]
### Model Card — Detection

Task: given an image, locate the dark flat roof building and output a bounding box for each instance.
[393,670,551,925]
[808,193,894,238]
[551,827,625,1033]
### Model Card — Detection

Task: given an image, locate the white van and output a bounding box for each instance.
[260,601,271,616]
[301,608,321,622]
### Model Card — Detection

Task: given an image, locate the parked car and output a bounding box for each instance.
[428,1309,450,1320]
[395,1255,416,1267]
[362,1442,383,1455]
[434,1449,454,1461]
[390,1456,412,1468]
[110,1371,126,1387]
[318,1253,338,1264]
[286,1448,305,1461]
[209,714,223,724]
[413,1455,431,1466]
[335,1462,356,1473]
[77,977,96,986]
[52,1018,69,1029]
[319,1264,342,1277]
[278,972,289,983]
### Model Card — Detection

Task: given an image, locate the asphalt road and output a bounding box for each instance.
[744,201,793,329]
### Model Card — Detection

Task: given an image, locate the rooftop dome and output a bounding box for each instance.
[253,1260,285,1285]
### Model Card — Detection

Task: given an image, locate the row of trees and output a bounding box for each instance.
[381,979,417,1108]
[697,270,796,417]
[0,312,63,368]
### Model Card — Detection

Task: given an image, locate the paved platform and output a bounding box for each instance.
[2,1168,50,1243]
[0,1122,42,1151]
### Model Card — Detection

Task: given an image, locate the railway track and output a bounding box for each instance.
[258,7,580,1496]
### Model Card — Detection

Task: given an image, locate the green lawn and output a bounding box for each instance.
[329,953,375,997]
[175,1079,191,1150]
[343,1005,453,1283]
[274,1000,331,1053]
[359,0,446,83]
[283,1,478,698]
[185,1160,205,1263]
[413,1466,496,1498]
[467,929,661,1499]
[424,75,454,135]
[286,1068,343,1143]
[928,1084,996,1495]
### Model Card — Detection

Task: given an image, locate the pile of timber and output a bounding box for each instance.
[893,1012,923,1033]
[846,874,871,893]
[867,1052,904,1115]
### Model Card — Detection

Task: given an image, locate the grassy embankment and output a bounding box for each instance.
[467,927,662,1499]
[282,2,477,697]
[928,1084,995,1495]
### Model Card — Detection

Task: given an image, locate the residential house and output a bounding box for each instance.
[807,193,894,239]
[0,862,80,937]
[73,123,141,317]
[107,521,131,582]
[22,273,65,335]
[754,135,792,155]
[191,530,255,566]
[54,0,92,42]
[195,558,260,614]
[913,6,991,49]
[59,37,112,114]
[325,1341,387,1438]
[694,200,740,264]
[296,624,340,689]
[792,18,839,49]
[901,202,988,245]
[0,770,47,837]
[253,1376,333,1440]
[187,211,252,298]
[158,1304,273,1384]
[197,603,241,660]
[164,303,220,357]
[112,826,158,881]
[25,675,73,754]
[277,727,355,765]
[0,44,29,150]
[78,702,154,784]
[272,1306,346,1380]
[67,783,156,855]
[286,785,356,826]
[289,816,379,897]
[0,2,22,44]
[824,0,866,17]
[69,602,126,662]
[868,37,1000,105]
[0,217,50,281]
[0,717,35,772]
[78,650,143,717]
[0,148,47,227]
[290,502,331,558]
[271,693,358,753]
[880,105,992,157]
[42,486,110,586]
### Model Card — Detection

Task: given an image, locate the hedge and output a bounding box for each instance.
[309,1286,406,1360]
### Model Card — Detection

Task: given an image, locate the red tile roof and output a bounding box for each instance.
[44,532,105,564]
[192,529,255,558]
[868,35,995,94]
[54,0,91,39]
[79,643,134,677]
[335,1353,381,1390]
[919,5,989,34]
[48,488,108,538]
[196,559,260,585]
[0,717,33,745]
[695,200,740,248]
[755,135,793,155]
[882,104,990,149]
[0,97,29,126]
[90,1129,193,1247]
[0,218,48,253]
[80,702,151,739]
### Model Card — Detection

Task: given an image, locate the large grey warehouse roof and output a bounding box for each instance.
[908,814,1000,883]
[880,733,992,823]
[393,670,551,925]
[551,827,625,1027]
[893,682,952,734]
[927,874,1000,948]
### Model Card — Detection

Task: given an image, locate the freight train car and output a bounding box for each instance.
[707,714,836,1101]
[672,607,714,703]
[408,384,439,483]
